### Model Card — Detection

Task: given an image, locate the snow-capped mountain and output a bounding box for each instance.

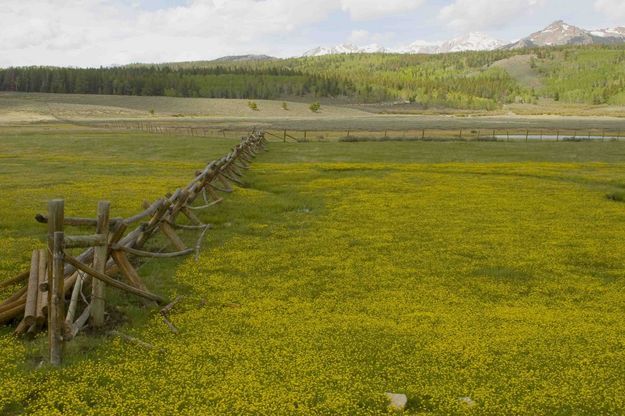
[304,33,503,57]
[431,32,505,53]
[302,21,625,57]
[397,40,439,54]
[303,43,386,57]
[504,20,625,49]
[590,27,625,39]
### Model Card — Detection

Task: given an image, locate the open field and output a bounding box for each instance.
[2,126,625,414]
[4,93,625,131]
[0,92,368,125]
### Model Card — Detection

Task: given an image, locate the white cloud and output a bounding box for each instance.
[0,0,426,67]
[594,0,625,20]
[439,0,544,31]
[340,0,425,21]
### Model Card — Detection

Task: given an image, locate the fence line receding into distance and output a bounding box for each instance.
[93,121,625,143]
[0,131,267,366]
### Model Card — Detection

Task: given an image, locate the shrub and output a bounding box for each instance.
[309,102,321,113]
[248,101,259,111]
[281,102,289,111]
[607,191,625,202]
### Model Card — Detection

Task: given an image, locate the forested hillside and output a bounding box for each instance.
[536,46,625,105]
[1,45,625,110]
[0,67,354,101]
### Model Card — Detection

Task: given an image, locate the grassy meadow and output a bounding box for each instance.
[1,126,625,414]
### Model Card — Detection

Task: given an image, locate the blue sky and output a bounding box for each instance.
[0,0,623,67]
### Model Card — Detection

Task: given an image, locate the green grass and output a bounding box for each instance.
[2,128,625,414]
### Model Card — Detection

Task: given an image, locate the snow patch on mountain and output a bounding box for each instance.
[304,32,504,57]
[303,43,386,57]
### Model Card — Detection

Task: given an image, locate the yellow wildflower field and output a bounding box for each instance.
[1,132,625,414]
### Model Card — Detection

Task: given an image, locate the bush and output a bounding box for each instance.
[607,191,625,202]
[248,101,259,111]
[309,102,321,113]
[281,102,289,111]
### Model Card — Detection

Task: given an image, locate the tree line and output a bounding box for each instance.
[0,66,355,100]
[2,45,624,109]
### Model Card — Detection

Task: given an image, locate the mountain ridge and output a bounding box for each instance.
[503,20,625,49]
[303,21,625,57]
[303,32,504,56]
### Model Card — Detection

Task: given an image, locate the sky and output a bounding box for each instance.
[1,0,624,67]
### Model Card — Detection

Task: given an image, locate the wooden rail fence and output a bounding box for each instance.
[0,131,267,366]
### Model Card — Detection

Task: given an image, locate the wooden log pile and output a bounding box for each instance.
[0,131,267,366]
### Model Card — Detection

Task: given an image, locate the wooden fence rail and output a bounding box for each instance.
[0,131,267,366]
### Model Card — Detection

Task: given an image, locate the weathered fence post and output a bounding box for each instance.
[47,199,64,366]
[23,250,40,326]
[51,231,65,366]
[91,201,110,328]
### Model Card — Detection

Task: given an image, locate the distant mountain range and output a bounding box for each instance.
[303,32,504,56]
[302,21,625,57]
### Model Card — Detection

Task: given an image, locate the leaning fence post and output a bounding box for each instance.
[91,201,110,328]
[47,199,64,366]
[51,231,65,366]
